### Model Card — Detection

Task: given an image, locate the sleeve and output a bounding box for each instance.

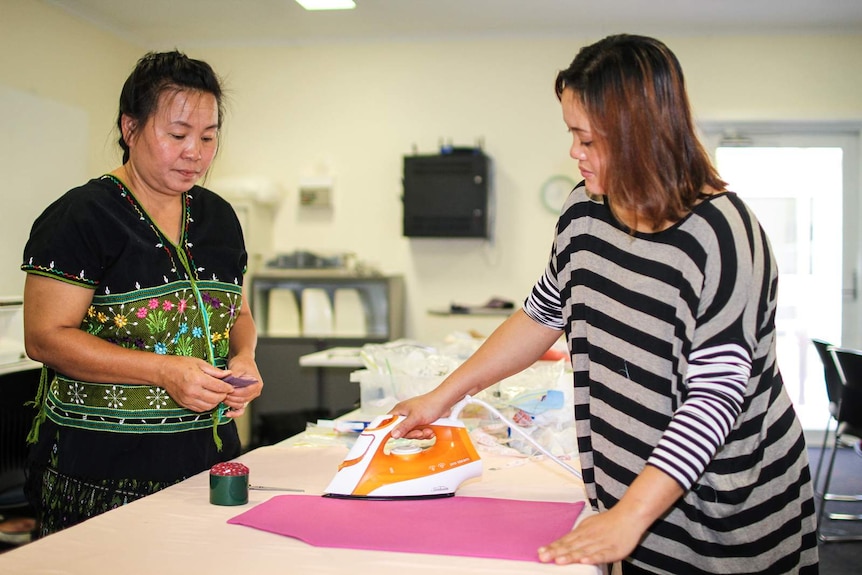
[188,187,248,284]
[20,183,110,289]
[523,239,566,330]
[232,209,248,277]
[646,200,765,490]
[646,343,750,489]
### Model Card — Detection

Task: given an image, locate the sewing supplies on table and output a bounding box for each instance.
[210,462,250,506]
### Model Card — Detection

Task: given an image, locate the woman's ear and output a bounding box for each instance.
[120,114,138,147]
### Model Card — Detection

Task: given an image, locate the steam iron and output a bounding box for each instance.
[323,413,482,499]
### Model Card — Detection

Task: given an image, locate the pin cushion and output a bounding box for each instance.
[210,462,249,506]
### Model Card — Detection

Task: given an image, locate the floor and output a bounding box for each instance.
[0,507,35,554]
[811,445,862,573]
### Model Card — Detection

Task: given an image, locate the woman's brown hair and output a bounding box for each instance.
[555,34,726,230]
[117,50,225,165]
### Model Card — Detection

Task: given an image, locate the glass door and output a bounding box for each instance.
[701,126,860,429]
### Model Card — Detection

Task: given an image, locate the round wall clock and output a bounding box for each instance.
[540,175,576,214]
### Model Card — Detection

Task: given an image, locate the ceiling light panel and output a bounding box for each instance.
[295,0,356,10]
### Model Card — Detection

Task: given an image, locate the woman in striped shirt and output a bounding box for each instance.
[391,34,819,574]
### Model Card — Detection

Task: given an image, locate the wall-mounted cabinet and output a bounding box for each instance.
[402,150,492,239]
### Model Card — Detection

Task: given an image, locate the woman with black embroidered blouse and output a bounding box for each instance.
[20,51,263,536]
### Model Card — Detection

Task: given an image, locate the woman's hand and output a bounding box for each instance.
[538,506,644,565]
[539,465,684,565]
[219,354,263,418]
[218,282,262,418]
[389,391,452,439]
[156,356,234,413]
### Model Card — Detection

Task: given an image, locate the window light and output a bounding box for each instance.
[295,0,356,10]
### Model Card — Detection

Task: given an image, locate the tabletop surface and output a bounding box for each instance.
[0,430,600,575]
[298,346,364,368]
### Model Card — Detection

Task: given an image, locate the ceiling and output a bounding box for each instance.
[44,0,862,48]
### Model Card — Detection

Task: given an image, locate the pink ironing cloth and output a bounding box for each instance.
[228,494,585,562]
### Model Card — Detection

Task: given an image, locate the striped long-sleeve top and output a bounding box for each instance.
[524,182,818,574]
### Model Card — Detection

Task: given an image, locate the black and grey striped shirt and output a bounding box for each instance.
[524,183,818,574]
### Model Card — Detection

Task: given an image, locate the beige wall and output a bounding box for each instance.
[0,0,139,296]
[202,35,862,341]
[1,0,139,174]
[4,0,862,341]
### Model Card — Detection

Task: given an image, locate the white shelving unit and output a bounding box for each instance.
[247,272,404,446]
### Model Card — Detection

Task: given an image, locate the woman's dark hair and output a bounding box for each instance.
[116,50,225,163]
[555,34,726,230]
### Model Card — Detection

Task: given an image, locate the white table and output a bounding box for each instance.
[297,346,364,368]
[0,433,600,574]
[0,358,40,377]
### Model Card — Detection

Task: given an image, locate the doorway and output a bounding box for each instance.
[701,124,861,430]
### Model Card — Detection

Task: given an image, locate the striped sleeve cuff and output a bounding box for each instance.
[647,343,751,489]
[523,263,565,330]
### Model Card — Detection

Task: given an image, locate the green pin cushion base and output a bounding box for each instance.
[210,462,249,506]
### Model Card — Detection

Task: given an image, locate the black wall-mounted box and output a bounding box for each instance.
[402,151,491,238]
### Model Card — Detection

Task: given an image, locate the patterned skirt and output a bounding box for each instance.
[33,466,172,537]
[26,418,240,537]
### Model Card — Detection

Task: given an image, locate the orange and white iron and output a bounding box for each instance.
[323,413,482,499]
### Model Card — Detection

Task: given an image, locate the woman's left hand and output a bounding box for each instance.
[220,356,263,418]
[538,465,684,565]
[537,506,643,565]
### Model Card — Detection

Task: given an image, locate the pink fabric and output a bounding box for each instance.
[228,495,585,562]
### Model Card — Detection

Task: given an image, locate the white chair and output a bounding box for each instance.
[266,289,301,337]
[301,288,333,337]
[333,288,367,337]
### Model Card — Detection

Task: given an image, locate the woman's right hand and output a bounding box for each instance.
[158,355,234,413]
[389,391,453,439]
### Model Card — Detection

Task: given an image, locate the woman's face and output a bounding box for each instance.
[561,89,604,196]
[123,89,219,196]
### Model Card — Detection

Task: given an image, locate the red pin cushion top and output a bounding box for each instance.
[211,462,249,476]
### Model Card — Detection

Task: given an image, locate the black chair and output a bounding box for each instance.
[0,366,41,546]
[816,346,862,542]
[811,338,849,494]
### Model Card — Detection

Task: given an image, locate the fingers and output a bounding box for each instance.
[389,408,435,439]
[224,385,257,408]
[170,373,233,412]
[159,358,264,413]
[390,415,438,439]
[389,401,414,439]
[537,541,599,565]
[391,424,435,440]
[222,375,261,416]
[181,386,231,412]
[538,534,600,565]
[537,512,641,566]
[389,395,443,439]
[223,403,248,418]
[224,377,262,405]
[206,376,235,394]
[389,418,411,439]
